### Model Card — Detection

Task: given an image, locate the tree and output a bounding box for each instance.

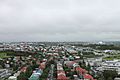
[107,77,113,80]
[81,60,86,68]
[79,62,82,66]
[25,66,32,78]
[103,70,118,80]
[86,63,91,71]
[17,72,27,80]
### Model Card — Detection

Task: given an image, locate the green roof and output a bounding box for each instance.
[29,74,39,80]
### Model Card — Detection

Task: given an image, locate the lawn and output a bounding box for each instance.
[0,52,7,58]
[103,55,120,60]
[0,51,14,58]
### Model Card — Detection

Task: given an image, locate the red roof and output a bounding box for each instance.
[75,67,87,74]
[57,75,68,80]
[84,74,94,80]
[39,62,46,70]
[57,71,65,74]
[65,61,76,67]
[21,67,27,73]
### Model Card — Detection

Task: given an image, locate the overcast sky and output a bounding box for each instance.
[0,0,120,42]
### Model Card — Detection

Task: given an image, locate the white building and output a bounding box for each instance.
[8,76,17,80]
[101,60,120,74]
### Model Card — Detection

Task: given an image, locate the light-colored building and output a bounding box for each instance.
[8,76,17,80]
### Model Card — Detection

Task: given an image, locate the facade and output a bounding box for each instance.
[102,60,120,73]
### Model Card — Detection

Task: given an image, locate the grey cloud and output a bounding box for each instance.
[0,0,120,41]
